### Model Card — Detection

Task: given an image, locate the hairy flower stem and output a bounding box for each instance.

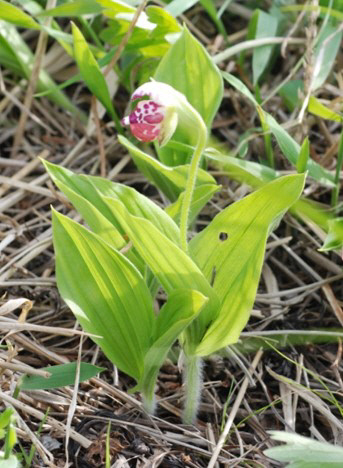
[183,354,203,424]
[179,118,207,252]
[142,383,156,415]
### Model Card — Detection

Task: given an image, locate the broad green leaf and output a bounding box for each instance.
[0,21,85,121]
[39,0,103,16]
[265,431,343,466]
[137,289,208,394]
[247,9,279,85]
[72,23,116,120]
[52,211,154,380]
[312,21,343,90]
[190,173,305,356]
[297,137,309,173]
[44,160,180,245]
[20,362,104,390]
[166,184,220,226]
[119,135,216,201]
[43,160,126,249]
[0,0,40,29]
[319,218,343,252]
[102,197,220,345]
[154,27,223,165]
[308,96,342,122]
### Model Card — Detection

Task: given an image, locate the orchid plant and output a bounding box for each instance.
[45,27,306,424]
[121,80,207,252]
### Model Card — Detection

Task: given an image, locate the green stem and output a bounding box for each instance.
[141,378,157,416]
[183,354,203,424]
[331,128,343,208]
[179,117,207,252]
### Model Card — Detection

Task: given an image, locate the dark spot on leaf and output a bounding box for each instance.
[219,232,228,241]
[210,267,216,286]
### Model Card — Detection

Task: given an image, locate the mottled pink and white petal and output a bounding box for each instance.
[130,122,162,142]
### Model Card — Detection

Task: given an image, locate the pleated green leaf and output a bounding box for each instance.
[44,161,126,248]
[44,160,179,245]
[190,173,306,356]
[103,197,220,346]
[52,210,154,381]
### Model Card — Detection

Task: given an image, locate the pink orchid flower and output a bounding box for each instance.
[122,81,191,146]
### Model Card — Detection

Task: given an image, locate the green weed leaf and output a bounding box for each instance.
[319,218,343,252]
[0,21,84,120]
[20,363,104,390]
[308,96,342,122]
[248,9,279,85]
[39,0,103,16]
[71,23,116,120]
[0,410,13,431]
[297,137,309,173]
[0,0,40,29]
[312,21,343,90]
[265,430,343,466]
[222,72,335,187]
[263,112,335,187]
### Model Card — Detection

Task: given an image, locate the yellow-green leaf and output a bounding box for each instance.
[52,211,154,380]
[190,173,306,356]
